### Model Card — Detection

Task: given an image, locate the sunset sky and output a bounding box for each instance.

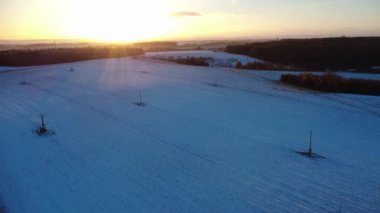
[1,0,380,42]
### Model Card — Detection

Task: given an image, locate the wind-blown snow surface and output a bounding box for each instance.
[0,66,33,73]
[0,57,380,212]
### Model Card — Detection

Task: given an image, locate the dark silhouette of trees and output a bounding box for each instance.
[152,56,210,66]
[0,46,144,66]
[226,37,380,72]
[173,57,209,66]
[280,72,380,96]
[235,61,287,70]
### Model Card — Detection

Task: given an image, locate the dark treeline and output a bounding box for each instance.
[236,61,295,70]
[280,73,380,96]
[148,55,210,66]
[0,46,144,66]
[226,37,380,71]
[162,57,210,66]
[175,57,209,66]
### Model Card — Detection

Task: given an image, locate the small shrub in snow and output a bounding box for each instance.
[134,92,146,107]
[296,131,325,159]
[32,114,55,136]
[20,74,28,85]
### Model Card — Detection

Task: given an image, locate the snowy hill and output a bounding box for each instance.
[0,55,380,212]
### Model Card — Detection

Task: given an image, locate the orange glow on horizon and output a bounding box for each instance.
[64,0,175,42]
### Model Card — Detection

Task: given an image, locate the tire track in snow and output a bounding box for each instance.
[3,62,380,211]
[26,82,219,166]
[1,81,218,211]
[29,64,347,118]
[21,76,302,211]
[28,71,304,170]
[236,70,380,117]
[317,93,380,118]
[26,69,380,211]
[0,198,6,213]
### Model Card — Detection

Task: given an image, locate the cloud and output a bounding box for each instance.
[171,11,201,18]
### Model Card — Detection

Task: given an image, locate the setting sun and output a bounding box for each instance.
[64,0,175,42]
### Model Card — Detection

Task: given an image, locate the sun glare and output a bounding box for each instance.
[66,0,174,42]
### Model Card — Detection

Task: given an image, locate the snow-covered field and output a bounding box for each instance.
[0,66,32,73]
[1,55,380,212]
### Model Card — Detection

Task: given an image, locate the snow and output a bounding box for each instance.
[0,66,24,72]
[0,66,37,74]
[0,55,380,212]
